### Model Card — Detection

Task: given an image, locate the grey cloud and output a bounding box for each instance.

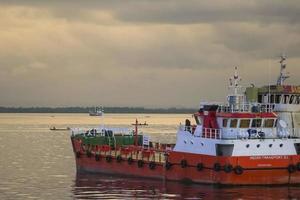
[214,23,300,60]
[0,1,300,107]
[1,1,300,25]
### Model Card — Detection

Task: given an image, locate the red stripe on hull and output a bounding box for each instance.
[75,152,300,185]
[76,156,164,179]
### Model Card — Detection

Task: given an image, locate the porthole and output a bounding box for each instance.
[246,144,250,148]
[257,144,260,148]
[269,144,273,148]
[184,140,187,144]
[201,142,204,146]
[280,144,283,148]
[190,141,194,145]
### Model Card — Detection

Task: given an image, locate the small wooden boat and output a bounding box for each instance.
[50,126,70,131]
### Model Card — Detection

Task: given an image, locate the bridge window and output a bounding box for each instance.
[230,119,238,128]
[270,94,275,103]
[275,95,281,104]
[264,119,274,128]
[284,95,290,104]
[258,95,262,103]
[290,95,295,104]
[296,96,300,104]
[251,119,262,128]
[240,119,250,128]
[223,119,228,128]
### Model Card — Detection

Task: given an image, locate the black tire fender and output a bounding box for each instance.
[149,161,156,170]
[234,165,243,175]
[288,164,296,173]
[224,164,233,173]
[137,160,144,168]
[214,163,221,172]
[105,155,112,163]
[196,163,204,171]
[86,151,92,158]
[165,161,172,170]
[128,157,133,165]
[181,159,188,168]
[116,155,122,163]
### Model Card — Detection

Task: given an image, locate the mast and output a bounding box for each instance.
[277,54,289,85]
[229,67,242,96]
[132,119,148,146]
[227,67,244,111]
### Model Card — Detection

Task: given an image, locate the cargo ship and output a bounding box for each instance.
[71,57,300,185]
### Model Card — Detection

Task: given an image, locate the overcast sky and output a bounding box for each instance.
[0,0,300,108]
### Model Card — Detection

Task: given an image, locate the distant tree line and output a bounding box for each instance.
[0,106,196,114]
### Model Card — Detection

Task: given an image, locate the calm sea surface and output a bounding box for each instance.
[0,113,300,200]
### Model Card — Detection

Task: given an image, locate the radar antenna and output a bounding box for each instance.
[229,67,242,95]
[277,54,289,85]
[227,67,244,111]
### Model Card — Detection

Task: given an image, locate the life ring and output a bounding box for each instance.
[137,160,144,168]
[224,164,233,173]
[196,163,204,171]
[165,161,172,170]
[288,164,296,173]
[106,155,112,163]
[128,157,133,165]
[181,159,188,168]
[214,163,221,172]
[76,151,81,158]
[95,154,100,161]
[296,162,300,171]
[86,151,92,158]
[116,155,122,163]
[234,165,243,175]
[149,161,156,170]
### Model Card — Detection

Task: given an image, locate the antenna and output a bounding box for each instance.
[268,58,271,108]
[277,54,289,85]
[227,67,244,111]
[228,67,242,95]
[101,106,104,129]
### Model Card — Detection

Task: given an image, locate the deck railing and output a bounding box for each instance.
[71,127,131,136]
[202,128,222,139]
[179,125,223,139]
[179,125,300,140]
[217,103,276,113]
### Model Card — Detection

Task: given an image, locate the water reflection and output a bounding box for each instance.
[73,173,300,200]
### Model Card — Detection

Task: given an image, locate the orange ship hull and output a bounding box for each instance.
[74,149,300,185]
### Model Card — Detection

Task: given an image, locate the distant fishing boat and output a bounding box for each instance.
[50,126,70,131]
[89,107,103,116]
